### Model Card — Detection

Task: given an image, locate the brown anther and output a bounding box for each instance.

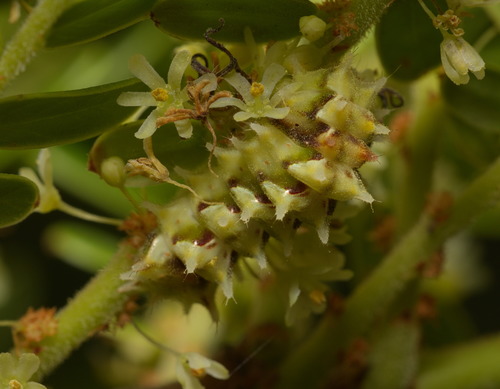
[119,211,158,248]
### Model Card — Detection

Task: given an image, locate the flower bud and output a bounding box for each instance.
[100,157,126,187]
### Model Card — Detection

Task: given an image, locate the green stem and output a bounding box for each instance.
[278,157,500,389]
[393,75,442,236]
[33,242,137,381]
[0,0,80,92]
[345,0,396,46]
[418,334,500,389]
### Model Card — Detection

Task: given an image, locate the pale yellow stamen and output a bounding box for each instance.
[151,88,169,102]
[9,379,23,389]
[309,289,326,305]
[250,82,265,97]
[191,368,206,378]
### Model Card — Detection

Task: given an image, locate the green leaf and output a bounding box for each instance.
[0,78,146,149]
[46,0,157,48]
[89,120,209,184]
[442,69,500,134]
[0,173,39,228]
[151,0,317,42]
[376,0,442,80]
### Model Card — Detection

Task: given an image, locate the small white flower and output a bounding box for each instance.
[210,63,290,122]
[0,353,47,389]
[176,352,229,389]
[117,51,193,139]
[19,149,61,213]
[440,34,485,85]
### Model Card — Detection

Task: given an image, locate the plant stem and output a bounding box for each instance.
[0,0,80,92]
[393,75,442,236]
[33,242,137,381]
[418,334,500,389]
[345,0,395,46]
[278,157,500,389]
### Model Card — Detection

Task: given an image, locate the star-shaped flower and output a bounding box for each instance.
[210,63,290,122]
[117,51,193,139]
[176,352,229,389]
[0,353,46,389]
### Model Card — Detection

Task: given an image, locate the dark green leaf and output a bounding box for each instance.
[46,0,157,48]
[151,0,317,42]
[89,120,209,182]
[0,173,39,228]
[0,78,146,149]
[376,0,442,80]
[442,69,500,134]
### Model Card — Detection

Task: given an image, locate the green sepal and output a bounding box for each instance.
[0,173,39,228]
[151,0,317,42]
[0,78,146,149]
[89,120,209,179]
[45,0,158,48]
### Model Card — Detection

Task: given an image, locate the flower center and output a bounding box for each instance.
[250,82,265,97]
[151,88,169,102]
[9,379,23,389]
[309,289,326,305]
[190,368,207,378]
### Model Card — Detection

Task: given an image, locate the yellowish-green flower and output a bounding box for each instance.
[0,353,46,389]
[117,51,193,139]
[210,63,290,121]
[440,33,485,85]
[176,352,229,389]
[19,149,121,225]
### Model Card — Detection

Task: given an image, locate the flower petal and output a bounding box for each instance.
[134,111,159,139]
[13,353,40,382]
[25,382,47,389]
[176,358,204,389]
[174,119,193,138]
[209,97,247,110]
[129,54,165,90]
[36,149,52,187]
[0,353,16,377]
[223,72,253,102]
[117,92,157,107]
[264,107,290,119]
[233,111,256,122]
[440,41,470,85]
[168,50,191,90]
[261,63,287,99]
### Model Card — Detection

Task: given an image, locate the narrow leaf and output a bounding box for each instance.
[0,78,146,149]
[46,0,157,48]
[0,173,39,227]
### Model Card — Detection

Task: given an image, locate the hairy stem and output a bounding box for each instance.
[0,0,80,92]
[345,0,395,46]
[33,242,136,381]
[278,157,500,389]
